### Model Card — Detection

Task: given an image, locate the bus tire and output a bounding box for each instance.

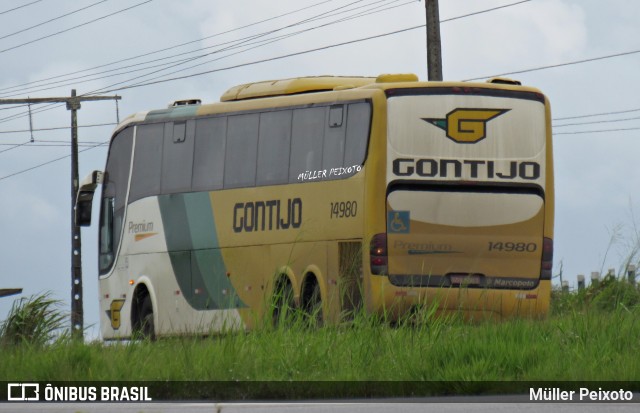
[302,277,323,327]
[138,295,155,340]
[272,277,294,328]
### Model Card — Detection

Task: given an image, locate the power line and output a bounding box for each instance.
[117,37,637,104]
[0,0,386,128]
[0,0,516,97]
[0,0,411,123]
[464,49,640,81]
[0,0,530,102]
[0,139,30,155]
[0,141,105,147]
[88,0,527,96]
[0,0,153,55]
[16,0,526,99]
[0,0,108,42]
[554,127,640,136]
[0,122,116,134]
[0,0,396,98]
[0,138,107,153]
[85,1,629,97]
[0,94,118,159]
[0,0,44,16]
[0,0,340,95]
[90,25,423,94]
[0,0,522,99]
[91,0,413,95]
[0,141,107,181]
[554,108,640,121]
[0,14,635,128]
[553,116,640,128]
[440,0,530,23]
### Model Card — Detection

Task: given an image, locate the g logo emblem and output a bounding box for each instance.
[109,299,125,329]
[423,108,509,144]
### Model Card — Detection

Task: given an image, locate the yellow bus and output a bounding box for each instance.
[77,73,554,339]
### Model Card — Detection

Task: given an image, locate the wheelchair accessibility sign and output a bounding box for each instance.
[388,211,410,234]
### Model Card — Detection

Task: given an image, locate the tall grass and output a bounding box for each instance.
[1,284,639,399]
[0,292,67,347]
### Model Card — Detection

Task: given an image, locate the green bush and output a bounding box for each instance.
[552,276,640,315]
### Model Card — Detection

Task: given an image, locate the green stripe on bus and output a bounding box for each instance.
[158,192,246,310]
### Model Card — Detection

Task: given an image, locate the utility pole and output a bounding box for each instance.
[425,0,443,81]
[0,90,121,340]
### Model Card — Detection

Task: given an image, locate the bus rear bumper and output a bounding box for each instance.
[366,275,551,321]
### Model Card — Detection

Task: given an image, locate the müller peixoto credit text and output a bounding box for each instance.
[530,387,633,402]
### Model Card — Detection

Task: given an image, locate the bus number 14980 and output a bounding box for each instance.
[330,201,357,219]
[488,241,537,252]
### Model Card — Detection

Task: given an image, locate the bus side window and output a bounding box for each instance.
[344,102,371,167]
[100,127,133,275]
[99,197,114,273]
[323,105,347,171]
[192,117,226,192]
[224,113,259,189]
[130,123,163,203]
[289,107,324,182]
[161,120,195,194]
[257,110,292,186]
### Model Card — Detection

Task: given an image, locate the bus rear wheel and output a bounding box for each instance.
[302,278,323,327]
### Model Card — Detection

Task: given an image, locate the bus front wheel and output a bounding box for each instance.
[133,294,155,340]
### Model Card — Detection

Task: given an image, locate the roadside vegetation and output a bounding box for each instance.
[2,278,639,399]
[0,292,67,347]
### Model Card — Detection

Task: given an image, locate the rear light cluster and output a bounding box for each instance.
[370,233,388,275]
[541,237,553,280]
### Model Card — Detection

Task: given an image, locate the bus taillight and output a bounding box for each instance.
[541,237,553,280]
[370,233,388,275]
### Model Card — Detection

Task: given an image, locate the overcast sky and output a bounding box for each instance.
[0,0,638,339]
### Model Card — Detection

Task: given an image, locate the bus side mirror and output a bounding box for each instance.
[75,170,104,227]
